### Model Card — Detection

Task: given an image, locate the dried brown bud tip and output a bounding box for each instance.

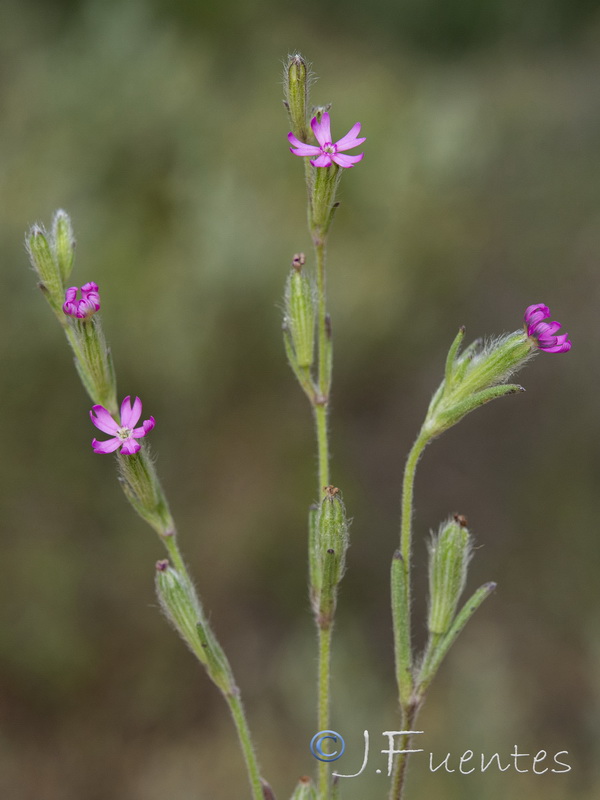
[292,252,306,270]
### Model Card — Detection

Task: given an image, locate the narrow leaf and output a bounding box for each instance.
[417,582,496,698]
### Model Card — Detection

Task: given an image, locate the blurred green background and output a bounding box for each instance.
[1,0,599,798]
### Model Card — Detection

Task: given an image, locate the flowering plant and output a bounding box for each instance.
[24,55,570,800]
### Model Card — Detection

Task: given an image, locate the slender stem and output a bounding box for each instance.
[227,689,265,800]
[387,430,430,800]
[313,239,330,491]
[315,404,329,491]
[315,240,328,398]
[163,533,189,577]
[314,235,333,800]
[163,533,264,800]
[396,430,430,685]
[318,623,333,799]
[400,431,430,565]
[389,704,419,800]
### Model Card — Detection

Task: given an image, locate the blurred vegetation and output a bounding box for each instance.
[1,0,600,798]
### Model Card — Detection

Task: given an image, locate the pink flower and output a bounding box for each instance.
[63,282,101,319]
[90,396,155,454]
[525,303,571,353]
[288,113,365,168]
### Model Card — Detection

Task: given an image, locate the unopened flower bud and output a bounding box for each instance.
[290,776,316,800]
[316,486,348,581]
[428,516,473,635]
[155,562,234,692]
[314,486,349,626]
[425,328,533,436]
[52,209,75,283]
[284,54,310,143]
[284,261,315,368]
[26,224,63,301]
[156,561,203,651]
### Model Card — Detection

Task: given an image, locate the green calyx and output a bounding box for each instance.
[312,486,349,626]
[155,562,234,693]
[284,258,316,369]
[428,516,473,635]
[284,53,310,143]
[425,328,534,436]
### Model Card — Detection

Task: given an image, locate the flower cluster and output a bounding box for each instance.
[63,282,100,319]
[288,112,365,168]
[91,395,155,454]
[525,304,571,353]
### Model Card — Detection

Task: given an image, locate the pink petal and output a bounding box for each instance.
[311,113,331,147]
[120,396,132,426]
[288,134,321,156]
[332,153,364,168]
[121,396,142,428]
[334,123,366,151]
[541,340,572,353]
[92,437,122,454]
[310,154,333,167]
[289,145,322,157]
[90,405,120,435]
[524,304,550,325]
[120,439,141,455]
[132,416,155,438]
[65,287,78,302]
[335,137,366,153]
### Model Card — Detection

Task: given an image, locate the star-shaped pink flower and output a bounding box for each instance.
[90,395,155,455]
[288,113,365,168]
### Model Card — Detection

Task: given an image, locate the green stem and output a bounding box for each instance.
[388,704,419,800]
[163,533,265,800]
[228,689,265,800]
[163,533,189,578]
[315,241,328,398]
[400,431,430,564]
[318,623,333,799]
[314,236,332,800]
[397,430,430,682]
[313,239,330,491]
[315,404,329,491]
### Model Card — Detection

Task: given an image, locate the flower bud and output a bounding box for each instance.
[284,257,316,368]
[314,486,349,626]
[75,314,117,410]
[155,561,234,692]
[290,776,317,800]
[316,486,348,582]
[428,516,473,635]
[284,53,310,143]
[156,560,203,652]
[26,224,63,301]
[52,209,75,283]
[425,330,533,437]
